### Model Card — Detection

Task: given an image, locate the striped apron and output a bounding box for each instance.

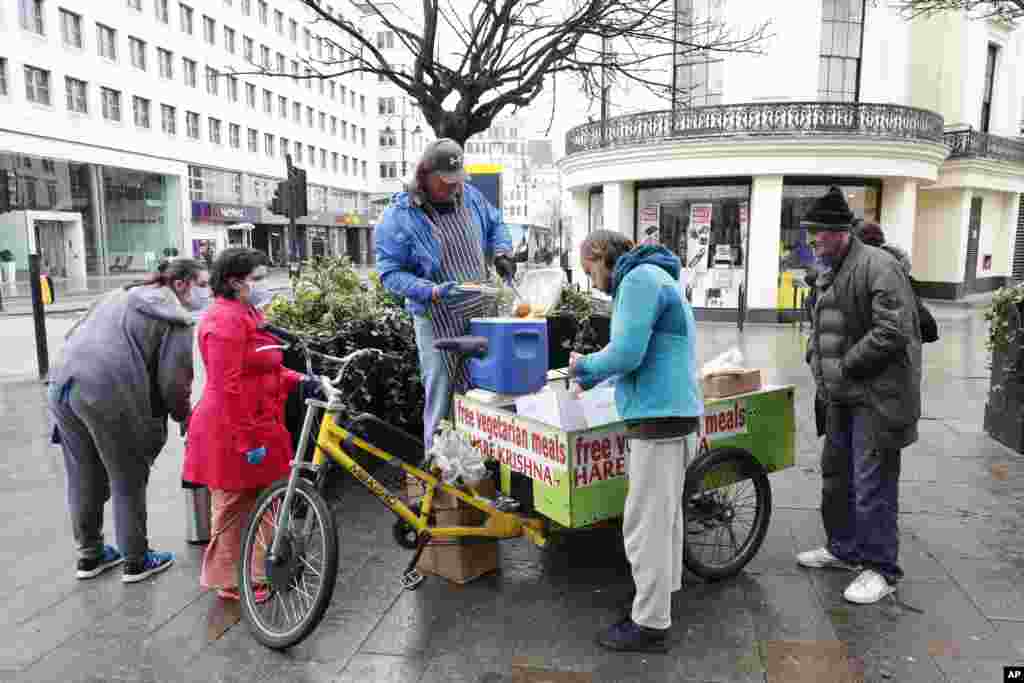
[426,203,494,393]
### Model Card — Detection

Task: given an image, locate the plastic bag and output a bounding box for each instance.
[511,268,566,318]
[701,347,745,377]
[428,424,488,486]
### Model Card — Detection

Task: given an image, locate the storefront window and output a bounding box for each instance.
[103,167,178,273]
[588,188,603,233]
[187,166,242,204]
[636,182,750,309]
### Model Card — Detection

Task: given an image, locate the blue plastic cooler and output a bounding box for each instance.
[467,318,548,395]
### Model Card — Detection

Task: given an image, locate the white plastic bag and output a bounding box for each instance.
[428,424,488,485]
[701,347,745,377]
[514,268,566,317]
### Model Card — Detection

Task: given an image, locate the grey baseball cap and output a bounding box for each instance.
[422,138,466,184]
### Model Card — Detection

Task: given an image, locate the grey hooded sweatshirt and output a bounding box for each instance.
[51,285,195,456]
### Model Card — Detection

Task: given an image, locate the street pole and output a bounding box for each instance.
[28,253,49,381]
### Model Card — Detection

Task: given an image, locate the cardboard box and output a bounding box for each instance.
[413,478,499,584]
[515,385,620,430]
[405,475,496,513]
[702,369,762,399]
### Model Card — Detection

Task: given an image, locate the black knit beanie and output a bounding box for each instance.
[801,186,854,231]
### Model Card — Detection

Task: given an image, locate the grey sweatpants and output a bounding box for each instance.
[624,434,692,630]
[49,380,162,564]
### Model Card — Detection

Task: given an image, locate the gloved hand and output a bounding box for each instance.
[300,375,326,402]
[494,255,516,283]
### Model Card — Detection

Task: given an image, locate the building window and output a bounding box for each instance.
[289,18,297,42]
[262,88,272,114]
[378,97,395,115]
[329,81,336,100]
[319,79,324,96]
[258,0,268,25]
[379,129,396,147]
[261,45,270,69]
[101,87,121,122]
[60,9,82,48]
[208,117,221,144]
[377,31,394,49]
[206,67,219,96]
[229,123,240,148]
[264,133,274,156]
[304,28,311,51]
[186,111,199,139]
[24,65,51,105]
[227,75,238,102]
[350,123,356,140]
[331,116,338,135]
[224,26,235,54]
[280,136,289,159]
[65,77,87,113]
[248,128,258,153]
[818,0,864,102]
[133,96,151,128]
[362,161,367,179]
[305,68,313,90]
[276,52,286,73]
[292,102,301,122]
[241,0,250,16]
[278,95,287,118]
[981,43,999,133]
[20,0,45,35]
[243,36,254,63]
[308,145,315,164]
[97,24,117,61]
[157,48,173,79]
[306,106,313,128]
[161,104,176,135]
[332,152,339,172]
[379,161,397,179]
[129,37,147,71]
[127,0,141,10]
[0,59,9,95]
[361,128,366,146]
[360,95,365,114]
[183,58,197,87]
[203,15,215,45]
[320,148,327,169]
[274,9,283,34]
[46,180,57,208]
[179,3,193,35]
[319,111,326,131]
[291,60,299,79]
[155,0,169,24]
[246,82,256,108]
[294,141,302,163]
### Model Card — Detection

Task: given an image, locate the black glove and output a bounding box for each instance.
[300,376,326,402]
[494,255,516,283]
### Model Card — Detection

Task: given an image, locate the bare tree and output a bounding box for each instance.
[234,0,768,146]
[892,0,1024,19]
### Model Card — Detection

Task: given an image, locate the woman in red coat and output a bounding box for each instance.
[183,247,309,600]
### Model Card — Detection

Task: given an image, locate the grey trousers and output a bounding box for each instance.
[48,380,160,564]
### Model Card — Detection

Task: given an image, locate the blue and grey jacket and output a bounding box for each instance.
[374,183,512,316]
[574,246,703,422]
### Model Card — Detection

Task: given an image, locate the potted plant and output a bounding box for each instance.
[983,283,1024,451]
[0,250,16,284]
[546,285,611,369]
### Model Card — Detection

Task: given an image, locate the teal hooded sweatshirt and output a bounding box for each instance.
[574,246,703,422]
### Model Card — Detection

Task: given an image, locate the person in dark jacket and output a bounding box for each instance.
[49,258,208,583]
[798,187,922,605]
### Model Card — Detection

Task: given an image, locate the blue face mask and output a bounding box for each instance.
[247,280,272,308]
[187,285,212,312]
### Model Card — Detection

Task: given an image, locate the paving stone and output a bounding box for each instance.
[939,556,1024,622]
[332,653,428,682]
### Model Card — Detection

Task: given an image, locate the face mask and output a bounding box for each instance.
[247,280,272,308]
[187,285,212,312]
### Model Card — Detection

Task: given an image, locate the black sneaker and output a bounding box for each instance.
[597,617,670,653]
[122,550,175,583]
[76,545,124,579]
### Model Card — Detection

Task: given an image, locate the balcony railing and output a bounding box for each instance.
[944,128,1024,164]
[565,102,946,155]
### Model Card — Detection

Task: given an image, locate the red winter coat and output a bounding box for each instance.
[182,297,303,491]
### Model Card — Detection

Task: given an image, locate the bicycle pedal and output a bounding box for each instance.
[401,570,425,591]
[494,495,520,512]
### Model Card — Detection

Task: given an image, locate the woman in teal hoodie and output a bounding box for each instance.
[571,230,703,653]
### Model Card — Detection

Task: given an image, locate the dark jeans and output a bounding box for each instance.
[820,403,903,583]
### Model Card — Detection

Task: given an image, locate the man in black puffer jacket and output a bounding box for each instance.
[798,187,922,605]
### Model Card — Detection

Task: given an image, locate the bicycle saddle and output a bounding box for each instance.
[433,335,489,358]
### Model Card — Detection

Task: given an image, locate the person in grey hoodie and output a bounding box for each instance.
[48,258,210,584]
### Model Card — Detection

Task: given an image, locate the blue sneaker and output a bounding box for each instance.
[597,617,669,653]
[76,545,124,579]
[122,550,175,583]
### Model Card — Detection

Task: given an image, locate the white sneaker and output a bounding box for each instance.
[843,569,895,604]
[796,547,859,571]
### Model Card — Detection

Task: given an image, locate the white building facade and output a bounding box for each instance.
[0,0,378,287]
[560,0,1024,319]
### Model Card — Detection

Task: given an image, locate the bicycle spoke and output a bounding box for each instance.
[298,553,323,579]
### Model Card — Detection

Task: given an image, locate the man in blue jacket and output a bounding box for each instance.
[570,230,703,653]
[374,139,514,449]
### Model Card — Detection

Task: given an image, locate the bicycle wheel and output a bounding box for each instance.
[683,447,771,581]
[239,478,339,650]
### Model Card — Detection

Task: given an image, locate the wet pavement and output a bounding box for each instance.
[1,304,1023,682]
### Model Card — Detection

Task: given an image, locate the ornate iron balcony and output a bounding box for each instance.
[565,102,946,155]
[944,128,1024,164]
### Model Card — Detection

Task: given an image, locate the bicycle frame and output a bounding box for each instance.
[268,394,548,562]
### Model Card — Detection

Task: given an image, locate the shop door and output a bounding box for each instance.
[346,231,360,264]
[35,220,67,277]
[965,197,982,293]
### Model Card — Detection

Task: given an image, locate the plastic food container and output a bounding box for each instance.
[468,318,549,395]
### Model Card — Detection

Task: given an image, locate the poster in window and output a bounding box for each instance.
[687,203,712,273]
[639,206,660,244]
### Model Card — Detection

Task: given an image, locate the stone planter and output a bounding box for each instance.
[984,303,1024,452]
